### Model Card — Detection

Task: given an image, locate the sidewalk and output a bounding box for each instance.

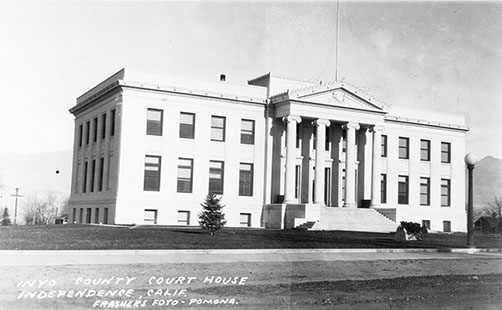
[1,248,501,266]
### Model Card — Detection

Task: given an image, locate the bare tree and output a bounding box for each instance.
[22,191,69,225]
[486,196,502,218]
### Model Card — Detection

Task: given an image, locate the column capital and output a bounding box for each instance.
[342,122,360,130]
[311,118,331,127]
[282,115,302,124]
[370,125,385,133]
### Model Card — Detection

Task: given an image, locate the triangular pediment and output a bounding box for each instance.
[293,87,386,112]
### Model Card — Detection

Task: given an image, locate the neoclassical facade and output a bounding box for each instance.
[68,69,469,232]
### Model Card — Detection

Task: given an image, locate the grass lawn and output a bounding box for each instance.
[0,224,501,250]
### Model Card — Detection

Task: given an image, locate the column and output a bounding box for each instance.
[342,122,360,208]
[312,119,331,204]
[283,115,302,203]
[370,125,384,207]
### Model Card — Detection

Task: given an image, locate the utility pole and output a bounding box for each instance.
[10,188,22,225]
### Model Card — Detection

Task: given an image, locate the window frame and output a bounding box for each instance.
[210,116,226,142]
[380,174,387,204]
[441,179,451,206]
[208,160,224,194]
[144,209,158,225]
[381,135,387,157]
[177,158,193,193]
[443,220,451,233]
[143,155,161,192]
[179,112,195,139]
[422,220,431,230]
[78,124,83,147]
[85,121,90,145]
[398,137,409,159]
[239,213,251,227]
[93,117,98,143]
[101,113,107,140]
[110,109,116,137]
[146,108,163,136]
[239,163,254,196]
[420,139,430,161]
[420,177,430,206]
[441,142,451,163]
[240,119,255,145]
[177,211,190,226]
[398,175,409,205]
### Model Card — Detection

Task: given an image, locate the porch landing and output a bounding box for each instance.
[262,204,398,233]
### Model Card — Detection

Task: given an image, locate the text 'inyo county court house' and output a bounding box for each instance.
[68,69,469,233]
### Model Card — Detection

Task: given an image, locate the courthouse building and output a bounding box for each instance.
[68,68,469,232]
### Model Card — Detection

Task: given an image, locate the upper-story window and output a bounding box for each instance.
[179,112,195,139]
[381,135,387,157]
[146,109,163,136]
[78,124,83,147]
[240,119,255,145]
[85,121,90,145]
[93,117,98,143]
[420,139,430,161]
[398,137,409,159]
[211,116,225,142]
[420,177,430,205]
[110,109,116,137]
[441,179,451,206]
[101,113,107,140]
[441,142,451,163]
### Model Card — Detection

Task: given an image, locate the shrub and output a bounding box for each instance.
[400,221,427,240]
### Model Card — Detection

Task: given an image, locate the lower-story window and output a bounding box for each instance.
[72,208,76,223]
[398,175,409,205]
[177,211,190,225]
[443,220,451,232]
[79,208,83,223]
[209,160,224,194]
[103,208,109,224]
[86,208,92,224]
[422,220,431,230]
[240,213,251,227]
[144,209,158,224]
[239,163,253,196]
[95,208,100,224]
[380,174,387,204]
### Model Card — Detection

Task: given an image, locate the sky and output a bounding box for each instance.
[0,0,501,160]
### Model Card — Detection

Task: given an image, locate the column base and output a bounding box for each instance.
[343,202,356,208]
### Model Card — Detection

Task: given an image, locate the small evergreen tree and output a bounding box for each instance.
[1,207,11,226]
[198,193,227,235]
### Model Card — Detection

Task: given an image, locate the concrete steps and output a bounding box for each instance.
[309,207,398,233]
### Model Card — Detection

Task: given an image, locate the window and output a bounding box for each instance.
[211,116,225,141]
[381,135,387,157]
[240,213,251,227]
[93,117,98,142]
[90,159,96,192]
[83,161,88,193]
[381,174,387,204]
[103,208,109,224]
[95,208,99,224]
[422,220,431,230]
[144,209,157,224]
[398,175,409,204]
[72,208,76,223]
[86,208,91,224]
[177,211,190,225]
[146,109,163,136]
[441,142,451,163]
[443,220,451,232]
[420,177,430,205]
[110,109,116,137]
[398,137,409,159]
[85,121,90,145]
[441,179,450,206]
[101,113,107,140]
[98,157,104,191]
[240,119,255,144]
[420,139,430,161]
[209,160,224,194]
[78,124,83,147]
[239,163,254,196]
[177,158,193,193]
[144,155,161,191]
[179,112,195,139]
[107,153,112,190]
[79,208,83,223]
